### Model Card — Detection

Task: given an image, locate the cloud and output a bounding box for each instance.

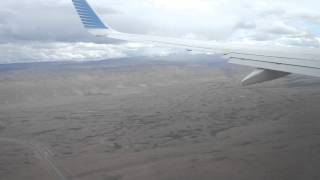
[0,0,320,42]
[2,0,319,43]
[0,0,120,43]
[0,42,181,64]
[0,0,320,63]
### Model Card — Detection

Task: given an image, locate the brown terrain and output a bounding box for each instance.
[0,54,320,180]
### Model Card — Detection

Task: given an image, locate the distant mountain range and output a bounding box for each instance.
[0,54,235,73]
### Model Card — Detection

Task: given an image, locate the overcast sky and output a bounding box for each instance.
[1,0,320,63]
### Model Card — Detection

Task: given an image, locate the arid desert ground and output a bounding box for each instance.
[1,54,320,180]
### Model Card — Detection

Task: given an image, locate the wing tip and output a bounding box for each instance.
[72,0,109,30]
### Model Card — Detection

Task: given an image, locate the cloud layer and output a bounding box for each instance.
[1,0,320,63]
[0,42,181,64]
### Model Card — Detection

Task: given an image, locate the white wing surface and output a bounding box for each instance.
[71,0,320,85]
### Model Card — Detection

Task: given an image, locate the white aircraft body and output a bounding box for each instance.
[71,0,320,85]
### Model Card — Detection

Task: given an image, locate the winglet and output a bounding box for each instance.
[72,0,109,30]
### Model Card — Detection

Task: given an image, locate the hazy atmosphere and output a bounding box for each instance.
[1,1,320,180]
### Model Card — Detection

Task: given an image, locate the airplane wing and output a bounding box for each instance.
[71,0,320,85]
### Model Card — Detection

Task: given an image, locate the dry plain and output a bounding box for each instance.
[0,54,320,180]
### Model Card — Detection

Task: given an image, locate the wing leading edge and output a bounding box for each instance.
[71,0,320,85]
